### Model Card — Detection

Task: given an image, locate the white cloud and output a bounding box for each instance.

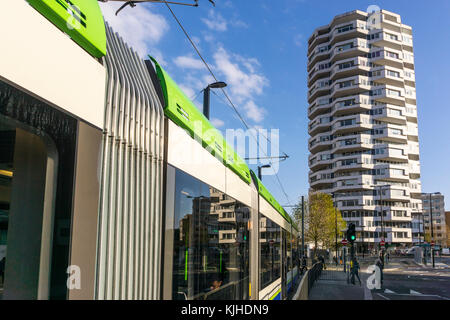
[213,47,268,103]
[243,100,266,123]
[99,2,169,58]
[294,33,304,47]
[201,9,228,32]
[203,33,216,43]
[178,84,196,100]
[173,55,204,70]
[211,118,225,128]
[230,19,249,29]
[212,46,268,123]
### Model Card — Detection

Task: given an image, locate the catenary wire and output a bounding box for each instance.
[163,1,293,207]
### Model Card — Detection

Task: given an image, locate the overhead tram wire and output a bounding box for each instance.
[189,89,203,102]
[162,1,293,207]
[209,80,293,208]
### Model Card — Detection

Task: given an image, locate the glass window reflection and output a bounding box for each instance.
[259,214,281,290]
[171,169,250,300]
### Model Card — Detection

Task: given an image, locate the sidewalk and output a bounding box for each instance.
[308,272,372,300]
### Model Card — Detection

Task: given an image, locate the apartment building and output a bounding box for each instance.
[446,211,450,248]
[307,9,422,251]
[420,193,447,248]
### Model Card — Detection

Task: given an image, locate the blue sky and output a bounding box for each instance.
[100,0,450,211]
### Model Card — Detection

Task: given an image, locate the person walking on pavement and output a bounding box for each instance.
[375,254,384,285]
[300,255,308,275]
[318,255,326,270]
[350,257,361,285]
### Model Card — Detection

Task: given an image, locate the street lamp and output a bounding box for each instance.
[370,184,391,262]
[203,81,227,119]
[331,192,338,266]
[417,210,427,265]
[360,224,366,258]
[257,164,271,181]
[421,192,440,268]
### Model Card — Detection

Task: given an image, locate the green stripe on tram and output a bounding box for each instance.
[27,0,106,58]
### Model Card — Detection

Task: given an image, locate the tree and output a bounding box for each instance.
[295,192,346,257]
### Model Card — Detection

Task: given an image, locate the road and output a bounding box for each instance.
[368,256,450,300]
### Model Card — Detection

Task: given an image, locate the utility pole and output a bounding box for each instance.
[421,211,426,265]
[332,192,338,266]
[429,193,435,268]
[301,196,305,258]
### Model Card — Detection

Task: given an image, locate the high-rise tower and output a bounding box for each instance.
[307,9,422,250]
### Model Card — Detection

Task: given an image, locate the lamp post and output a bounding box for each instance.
[203,81,227,119]
[361,224,365,258]
[301,196,305,258]
[419,210,427,265]
[422,192,440,268]
[371,184,390,262]
[331,192,338,266]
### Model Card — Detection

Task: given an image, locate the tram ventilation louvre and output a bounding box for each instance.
[95,24,165,300]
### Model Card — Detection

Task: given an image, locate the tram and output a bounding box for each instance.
[0,1,299,300]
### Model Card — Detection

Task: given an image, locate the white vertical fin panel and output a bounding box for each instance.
[95,24,165,300]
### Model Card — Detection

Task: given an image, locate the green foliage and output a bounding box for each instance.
[294,192,346,254]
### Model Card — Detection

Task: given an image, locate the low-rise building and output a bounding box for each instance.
[421,193,447,248]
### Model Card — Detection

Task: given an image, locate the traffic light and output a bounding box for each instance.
[347,223,356,243]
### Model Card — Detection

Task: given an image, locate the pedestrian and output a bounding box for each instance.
[375,256,384,285]
[318,255,326,270]
[350,257,361,285]
[300,255,308,275]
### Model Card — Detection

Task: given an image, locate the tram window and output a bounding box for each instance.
[259,214,281,290]
[287,232,292,272]
[170,169,250,300]
[0,124,59,299]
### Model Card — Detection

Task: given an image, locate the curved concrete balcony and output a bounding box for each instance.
[331,76,371,99]
[370,50,403,69]
[330,42,370,63]
[374,148,408,162]
[372,105,407,125]
[331,94,371,116]
[331,114,372,135]
[309,157,334,171]
[308,70,331,88]
[309,123,332,137]
[331,134,373,153]
[329,24,368,46]
[308,48,331,70]
[330,60,370,81]
[376,168,410,183]
[308,79,331,103]
[308,32,330,55]
[371,67,404,87]
[377,126,408,144]
[309,137,333,154]
[309,175,334,189]
[372,85,406,106]
[308,102,331,120]
[370,32,403,51]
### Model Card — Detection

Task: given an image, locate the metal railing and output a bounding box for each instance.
[307,263,323,292]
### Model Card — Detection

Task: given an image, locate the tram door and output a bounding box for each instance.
[281,230,287,299]
[0,123,57,299]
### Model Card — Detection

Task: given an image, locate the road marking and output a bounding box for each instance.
[384,289,395,294]
[410,290,422,295]
[377,293,390,300]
